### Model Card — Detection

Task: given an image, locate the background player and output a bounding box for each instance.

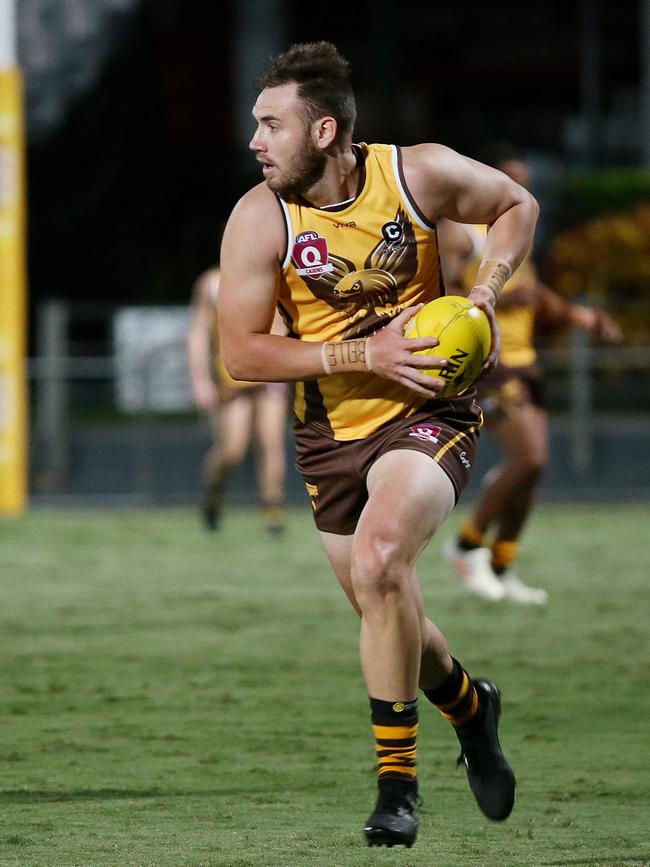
[217,43,539,847]
[440,146,622,603]
[187,267,289,533]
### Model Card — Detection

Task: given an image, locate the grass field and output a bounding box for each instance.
[1,504,649,867]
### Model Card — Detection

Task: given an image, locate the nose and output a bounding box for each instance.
[249,127,265,152]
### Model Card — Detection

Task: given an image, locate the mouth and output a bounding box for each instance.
[257,158,275,177]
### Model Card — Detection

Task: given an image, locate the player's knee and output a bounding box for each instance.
[222,443,247,465]
[521,451,547,483]
[507,449,546,486]
[351,528,407,604]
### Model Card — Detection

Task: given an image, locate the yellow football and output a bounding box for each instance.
[404,295,491,397]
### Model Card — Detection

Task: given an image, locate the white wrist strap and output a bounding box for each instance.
[321,341,331,376]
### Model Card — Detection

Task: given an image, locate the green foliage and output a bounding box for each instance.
[555,169,650,228]
[1,506,649,866]
[547,203,650,343]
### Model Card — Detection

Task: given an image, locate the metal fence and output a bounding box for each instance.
[27,301,650,506]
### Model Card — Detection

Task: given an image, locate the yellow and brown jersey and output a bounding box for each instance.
[462,225,537,368]
[497,257,537,368]
[277,142,445,441]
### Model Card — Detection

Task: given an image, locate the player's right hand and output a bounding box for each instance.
[369,305,450,398]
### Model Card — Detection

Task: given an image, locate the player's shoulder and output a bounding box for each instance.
[231,182,283,224]
[400,142,469,178]
[225,182,285,253]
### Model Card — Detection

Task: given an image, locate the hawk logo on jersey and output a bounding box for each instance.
[408,423,442,443]
[292,231,334,278]
[296,207,418,338]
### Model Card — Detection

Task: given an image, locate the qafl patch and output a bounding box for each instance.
[292,231,334,279]
[408,423,442,443]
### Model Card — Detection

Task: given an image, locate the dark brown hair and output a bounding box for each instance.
[257,41,356,140]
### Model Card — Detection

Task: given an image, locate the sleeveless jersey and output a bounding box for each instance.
[277,142,445,441]
[463,225,537,369]
[496,257,537,368]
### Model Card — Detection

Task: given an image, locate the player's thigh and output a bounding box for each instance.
[490,403,548,466]
[219,396,254,461]
[319,531,360,614]
[253,387,288,451]
[358,449,456,568]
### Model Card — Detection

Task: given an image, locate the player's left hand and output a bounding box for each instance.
[468,285,501,372]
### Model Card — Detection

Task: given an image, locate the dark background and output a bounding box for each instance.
[25,0,641,311]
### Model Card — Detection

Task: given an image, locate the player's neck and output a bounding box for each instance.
[302,148,359,209]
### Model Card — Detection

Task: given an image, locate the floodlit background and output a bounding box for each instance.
[2,5,650,866]
[12,0,650,504]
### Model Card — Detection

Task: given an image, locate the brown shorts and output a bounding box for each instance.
[476,364,545,424]
[294,397,482,535]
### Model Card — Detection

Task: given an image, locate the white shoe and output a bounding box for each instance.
[443,540,506,601]
[500,573,549,605]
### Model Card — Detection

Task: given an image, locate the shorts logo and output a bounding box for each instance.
[292,231,334,278]
[459,451,471,469]
[305,481,319,510]
[408,423,441,443]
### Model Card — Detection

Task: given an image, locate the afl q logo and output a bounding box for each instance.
[381,221,403,245]
[292,231,334,278]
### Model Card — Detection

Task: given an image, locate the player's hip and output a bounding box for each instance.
[294,398,482,534]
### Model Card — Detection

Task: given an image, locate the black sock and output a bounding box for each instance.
[370,697,418,789]
[422,658,482,732]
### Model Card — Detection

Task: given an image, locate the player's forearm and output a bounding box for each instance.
[495,284,539,309]
[471,196,539,306]
[220,332,372,382]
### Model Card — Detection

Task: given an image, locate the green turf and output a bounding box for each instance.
[1,504,649,866]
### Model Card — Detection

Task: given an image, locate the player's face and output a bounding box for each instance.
[250,83,326,198]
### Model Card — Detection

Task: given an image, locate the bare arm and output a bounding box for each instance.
[402,144,540,365]
[218,185,450,397]
[436,218,474,295]
[187,270,220,410]
[536,284,622,344]
[218,186,328,382]
[403,144,538,291]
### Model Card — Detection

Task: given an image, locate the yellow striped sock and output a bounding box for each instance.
[492,540,519,573]
[372,720,419,781]
[436,671,480,728]
[459,519,486,549]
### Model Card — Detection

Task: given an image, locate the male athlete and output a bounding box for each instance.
[218,42,539,848]
[187,267,288,532]
[441,147,621,603]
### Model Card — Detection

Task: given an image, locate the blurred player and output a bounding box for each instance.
[441,147,622,603]
[217,43,539,847]
[187,267,289,533]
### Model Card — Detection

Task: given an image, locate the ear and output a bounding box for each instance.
[312,116,337,150]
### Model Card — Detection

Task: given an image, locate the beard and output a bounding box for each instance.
[266,137,326,200]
